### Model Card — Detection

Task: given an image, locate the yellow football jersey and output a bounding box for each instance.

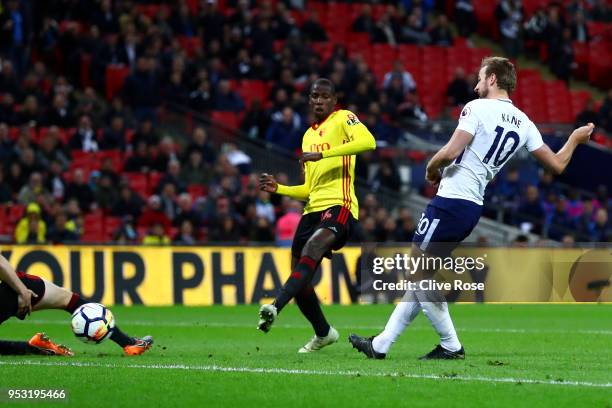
[276,109,376,220]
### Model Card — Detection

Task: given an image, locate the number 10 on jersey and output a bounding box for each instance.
[483,126,519,167]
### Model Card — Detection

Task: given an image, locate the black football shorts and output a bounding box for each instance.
[0,272,46,325]
[291,205,355,259]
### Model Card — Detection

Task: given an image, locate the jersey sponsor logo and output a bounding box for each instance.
[321,209,333,221]
[346,113,360,126]
[310,142,330,152]
[460,106,471,119]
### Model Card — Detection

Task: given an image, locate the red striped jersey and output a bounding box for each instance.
[276,109,376,220]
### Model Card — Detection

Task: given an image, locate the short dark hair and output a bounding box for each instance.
[311,78,336,95]
[481,57,516,94]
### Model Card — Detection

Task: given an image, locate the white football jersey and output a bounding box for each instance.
[437,98,544,205]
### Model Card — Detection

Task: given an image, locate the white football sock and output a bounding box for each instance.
[415,289,462,352]
[372,291,420,354]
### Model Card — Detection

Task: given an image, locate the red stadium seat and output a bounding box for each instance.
[99,150,124,172]
[125,172,149,198]
[521,0,548,17]
[178,36,202,58]
[570,90,592,119]
[105,65,130,101]
[80,53,92,88]
[588,42,612,89]
[471,0,497,37]
[148,171,162,193]
[104,216,121,239]
[572,42,590,79]
[234,80,270,108]
[210,111,241,132]
[187,184,208,199]
[587,22,611,39]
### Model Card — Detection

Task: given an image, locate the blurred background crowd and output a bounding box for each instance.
[0,0,610,246]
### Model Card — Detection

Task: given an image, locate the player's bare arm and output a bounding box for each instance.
[530,123,594,175]
[0,255,37,317]
[299,152,323,165]
[426,129,474,186]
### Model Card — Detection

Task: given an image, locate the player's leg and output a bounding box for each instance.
[350,288,421,359]
[411,247,464,359]
[34,277,152,355]
[259,206,350,340]
[0,276,72,356]
[409,198,481,359]
[274,228,336,311]
[0,338,57,355]
[350,197,476,359]
[292,255,331,338]
[258,228,336,332]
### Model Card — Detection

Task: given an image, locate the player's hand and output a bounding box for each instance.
[425,167,442,187]
[299,152,323,169]
[16,289,38,319]
[570,123,595,144]
[259,173,278,193]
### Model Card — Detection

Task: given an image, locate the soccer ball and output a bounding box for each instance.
[71,303,115,344]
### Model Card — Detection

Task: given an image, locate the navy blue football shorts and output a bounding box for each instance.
[412,195,482,257]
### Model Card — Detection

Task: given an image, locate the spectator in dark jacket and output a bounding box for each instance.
[516,185,545,234]
[598,89,612,133]
[430,15,454,46]
[65,168,95,211]
[212,80,244,112]
[100,115,126,150]
[590,208,611,242]
[447,67,473,107]
[548,199,574,241]
[372,158,401,192]
[265,107,303,152]
[185,126,216,165]
[46,93,73,127]
[69,115,99,152]
[189,80,213,111]
[352,4,375,34]
[301,12,328,42]
[173,193,202,229]
[112,184,144,220]
[47,212,78,243]
[122,57,161,121]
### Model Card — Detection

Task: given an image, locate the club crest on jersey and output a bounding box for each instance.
[319,129,325,137]
[321,209,333,221]
[346,113,360,126]
[460,106,471,119]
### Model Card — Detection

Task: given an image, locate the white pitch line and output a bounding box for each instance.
[23,319,612,335]
[0,360,610,389]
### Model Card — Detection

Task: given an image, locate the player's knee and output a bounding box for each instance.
[37,280,73,309]
[301,238,329,260]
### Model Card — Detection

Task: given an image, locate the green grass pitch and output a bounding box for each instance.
[0,304,610,407]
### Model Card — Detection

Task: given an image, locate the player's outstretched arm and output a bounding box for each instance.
[320,124,376,159]
[259,173,309,201]
[0,255,37,317]
[530,123,594,175]
[426,129,474,186]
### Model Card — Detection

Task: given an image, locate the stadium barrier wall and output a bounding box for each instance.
[0,246,609,304]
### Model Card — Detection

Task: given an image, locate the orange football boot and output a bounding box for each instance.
[123,336,154,356]
[28,333,74,356]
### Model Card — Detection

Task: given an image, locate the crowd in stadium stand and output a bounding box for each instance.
[0,0,610,245]
[484,169,612,242]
